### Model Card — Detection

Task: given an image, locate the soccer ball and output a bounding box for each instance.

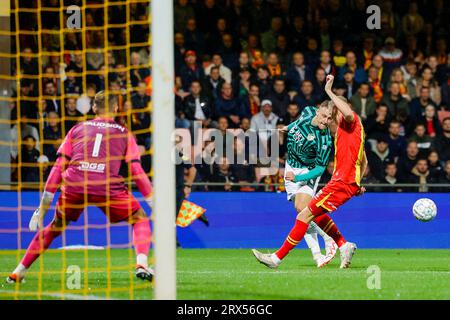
[412,198,437,222]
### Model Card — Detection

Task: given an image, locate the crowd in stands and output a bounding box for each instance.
[9,0,450,193]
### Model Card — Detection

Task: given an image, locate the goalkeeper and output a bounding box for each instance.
[7,92,154,283]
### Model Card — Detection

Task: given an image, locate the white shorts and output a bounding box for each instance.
[284,162,321,201]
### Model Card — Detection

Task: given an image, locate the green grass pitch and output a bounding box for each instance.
[1,249,449,300]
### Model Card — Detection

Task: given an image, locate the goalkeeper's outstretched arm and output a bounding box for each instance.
[29,156,68,231]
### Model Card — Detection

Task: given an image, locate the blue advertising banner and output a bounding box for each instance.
[0,192,448,249]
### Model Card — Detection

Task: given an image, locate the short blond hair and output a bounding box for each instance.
[94,91,118,113]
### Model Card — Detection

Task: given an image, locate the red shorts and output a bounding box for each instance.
[55,190,141,223]
[308,180,360,216]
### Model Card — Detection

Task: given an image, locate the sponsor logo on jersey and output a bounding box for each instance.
[78,161,106,173]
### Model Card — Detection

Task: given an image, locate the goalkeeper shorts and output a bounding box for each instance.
[55,190,141,223]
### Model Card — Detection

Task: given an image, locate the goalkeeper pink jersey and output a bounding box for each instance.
[57,117,141,196]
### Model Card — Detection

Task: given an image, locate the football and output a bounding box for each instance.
[413,198,437,222]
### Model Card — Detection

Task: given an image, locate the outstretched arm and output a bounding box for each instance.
[29,156,68,231]
[324,75,355,123]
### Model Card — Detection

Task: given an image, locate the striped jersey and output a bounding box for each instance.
[286,106,332,169]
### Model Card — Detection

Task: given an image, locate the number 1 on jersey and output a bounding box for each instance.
[92,133,103,157]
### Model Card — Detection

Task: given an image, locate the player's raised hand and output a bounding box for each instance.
[325,75,334,93]
[29,208,44,231]
[285,171,295,181]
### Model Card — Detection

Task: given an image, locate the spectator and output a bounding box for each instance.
[381,162,403,193]
[371,54,389,89]
[183,80,213,128]
[20,135,40,183]
[401,2,425,37]
[381,82,409,118]
[437,160,450,192]
[422,104,442,138]
[409,87,437,122]
[254,65,272,98]
[312,67,326,101]
[331,39,346,68]
[341,70,359,100]
[241,83,260,119]
[293,80,318,111]
[64,97,84,133]
[350,82,376,121]
[415,66,441,106]
[214,83,242,127]
[409,123,434,157]
[266,52,282,77]
[44,82,61,115]
[435,117,450,162]
[130,51,150,88]
[250,99,279,143]
[174,33,187,74]
[285,52,313,93]
[408,158,436,192]
[367,65,384,103]
[204,66,225,101]
[279,103,300,126]
[387,120,407,160]
[43,111,62,162]
[318,50,336,76]
[397,141,419,181]
[428,150,443,180]
[288,16,307,51]
[389,68,411,101]
[184,18,206,56]
[367,135,392,181]
[274,35,290,72]
[179,50,205,92]
[266,78,290,118]
[378,37,403,73]
[218,33,240,71]
[304,37,320,70]
[261,16,283,53]
[64,69,81,95]
[209,157,238,191]
[234,52,255,77]
[10,115,40,159]
[233,67,252,98]
[338,51,367,84]
[205,54,232,84]
[365,104,390,139]
[174,0,195,33]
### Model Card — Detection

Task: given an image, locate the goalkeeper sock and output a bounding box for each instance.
[275,219,309,260]
[314,214,346,248]
[132,219,151,268]
[21,224,62,268]
[310,221,333,243]
[304,224,322,259]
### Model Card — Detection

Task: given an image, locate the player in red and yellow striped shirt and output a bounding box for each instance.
[253,75,368,269]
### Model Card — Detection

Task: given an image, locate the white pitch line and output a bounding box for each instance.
[0,289,113,300]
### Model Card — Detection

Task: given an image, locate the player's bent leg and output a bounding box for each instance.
[294,193,325,266]
[129,208,154,282]
[7,215,68,284]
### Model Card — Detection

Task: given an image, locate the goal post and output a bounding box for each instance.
[150,0,176,300]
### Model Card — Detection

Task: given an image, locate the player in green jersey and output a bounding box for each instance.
[259,102,338,267]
